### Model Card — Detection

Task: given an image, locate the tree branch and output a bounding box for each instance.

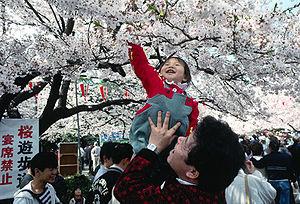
[57,80,70,108]
[11,81,48,107]
[39,98,144,135]
[0,93,15,120]
[48,3,63,34]
[41,72,62,116]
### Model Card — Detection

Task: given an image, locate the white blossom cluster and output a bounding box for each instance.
[1,0,300,137]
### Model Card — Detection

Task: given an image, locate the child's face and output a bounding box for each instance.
[160,58,187,84]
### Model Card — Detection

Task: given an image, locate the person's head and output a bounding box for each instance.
[112,143,133,169]
[268,136,280,152]
[250,141,264,156]
[30,151,58,183]
[240,138,252,157]
[94,141,99,146]
[159,57,191,84]
[100,142,117,167]
[167,116,244,192]
[292,137,300,144]
[73,187,83,200]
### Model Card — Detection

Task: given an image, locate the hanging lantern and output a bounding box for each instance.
[124,89,129,98]
[28,82,33,90]
[79,83,89,101]
[99,85,107,101]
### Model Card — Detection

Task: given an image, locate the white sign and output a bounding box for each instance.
[0,119,39,200]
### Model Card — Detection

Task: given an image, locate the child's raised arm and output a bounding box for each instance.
[128,42,164,97]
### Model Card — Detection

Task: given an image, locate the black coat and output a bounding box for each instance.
[251,151,297,181]
[92,166,122,204]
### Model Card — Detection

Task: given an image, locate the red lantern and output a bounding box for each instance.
[99,85,107,101]
[124,89,129,98]
[28,82,33,89]
[79,83,89,101]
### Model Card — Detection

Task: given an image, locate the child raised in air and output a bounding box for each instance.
[128,42,199,153]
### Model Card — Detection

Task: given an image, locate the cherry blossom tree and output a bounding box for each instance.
[0,0,299,138]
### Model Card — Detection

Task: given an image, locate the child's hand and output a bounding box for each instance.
[127,41,134,47]
[148,111,181,153]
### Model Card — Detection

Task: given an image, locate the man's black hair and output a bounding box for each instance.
[112,143,133,164]
[30,152,58,176]
[269,136,280,152]
[240,138,251,156]
[100,142,118,164]
[250,141,264,156]
[186,116,244,192]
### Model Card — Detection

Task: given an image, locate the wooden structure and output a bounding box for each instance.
[59,143,78,176]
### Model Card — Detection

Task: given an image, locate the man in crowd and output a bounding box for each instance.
[288,136,300,185]
[91,142,101,173]
[226,154,276,203]
[113,111,245,203]
[93,141,117,181]
[14,152,61,204]
[19,162,33,189]
[251,136,297,204]
[88,143,133,204]
[84,143,93,174]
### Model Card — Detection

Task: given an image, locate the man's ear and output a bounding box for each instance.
[121,158,130,166]
[34,168,40,175]
[186,168,199,179]
[103,155,108,162]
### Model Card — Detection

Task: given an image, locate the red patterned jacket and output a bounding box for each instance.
[114,149,225,204]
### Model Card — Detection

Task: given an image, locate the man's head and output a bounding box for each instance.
[30,151,58,183]
[159,57,191,84]
[250,141,264,156]
[112,143,133,169]
[268,136,280,152]
[74,188,82,200]
[167,116,244,192]
[100,142,117,168]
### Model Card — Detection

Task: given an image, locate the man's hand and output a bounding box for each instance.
[148,111,181,153]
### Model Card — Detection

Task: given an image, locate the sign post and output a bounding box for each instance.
[0,119,39,200]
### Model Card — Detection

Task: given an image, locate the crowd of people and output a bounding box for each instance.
[9,42,300,203]
[12,111,300,204]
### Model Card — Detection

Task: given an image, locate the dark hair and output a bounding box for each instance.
[30,152,58,176]
[158,56,191,83]
[250,141,264,156]
[240,139,251,156]
[269,136,280,152]
[112,143,133,164]
[100,142,118,164]
[186,116,244,192]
